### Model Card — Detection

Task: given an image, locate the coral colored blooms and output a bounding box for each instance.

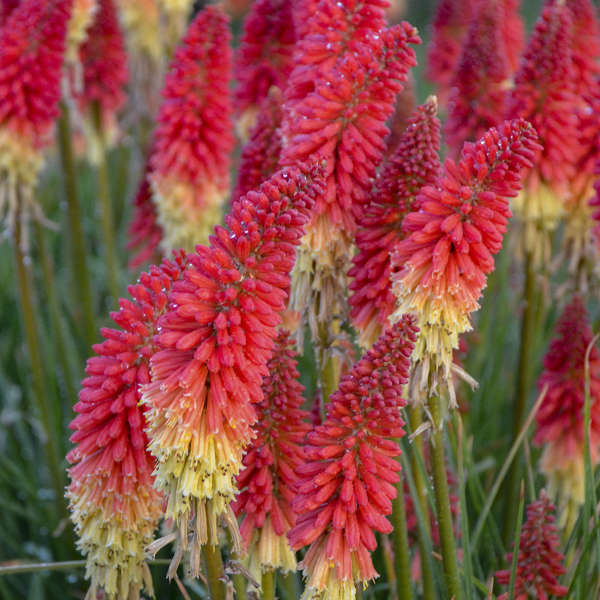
[150,6,234,252]
[233,89,284,204]
[233,0,295,137]
[349,98,441,349]
[67,253,187,600]
[496,491,568,599]
[288,316,417,600]
[426,0,473,105]
[444,0,510,152]
[127,156,164,270]
[0,0,71,230]
[0,0,19,25]
[391,119,539,397]
[141,167,323,573]
[232,330,311,581]
[534,296,600,521]
[76,0,128,131]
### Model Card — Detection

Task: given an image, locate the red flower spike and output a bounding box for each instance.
[426,0,473,105]
[150,6,234,252]
[391,119,540,399]
[232,330,311,580]
[233,0,295,138]
[0,0,19,25]
[67,252,188,600]
[0,0,71,233]
[233,89,284,204]
[141,166,324,575]
[502,0,524,73]
[349,98,441,349]
[288,315,418,599]
[76,0,128,133]
[384,72,417,158]
[506,1,578,201]
[496,491,568,599]
[444,0,511,153]
[127,156,164,270]
[534,296,600,525]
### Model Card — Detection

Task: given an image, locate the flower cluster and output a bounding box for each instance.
[0,0,19,25]
[288,315,417,600]
[233,330,311,582]
[149,6,234,253]
[496,490,568,599]
[67,253,187,600]
[534,295,600,527]
[65,0,97,65]
[349,97,441,349]
[0,0,71,237]
[391,119,540,399]
[233,0,295,138]
[141,167,323,574]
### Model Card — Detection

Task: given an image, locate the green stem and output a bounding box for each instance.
[0,559,170,575]
[392,477,413,600]
[318,321,340,409]
[428,395,461,600]
[408,405,435,600]
[203,545,226,600]
[232,572,248,600]
[13,216,64,515]
[279,571,299,600]
[57,102,96,346]
[33,220,77,408]
[92,102,120,302]
[503,250,536,545]
[261,570,275,600]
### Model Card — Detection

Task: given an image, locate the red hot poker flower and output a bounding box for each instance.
[233,88,284,204]
[127,155,163,270]
[150,5,234,252]
[67,252,187,600]
[142,167,324,575]
[0,0,71,233]
[288,315,418,599]
[391,119,540,400]
[233,0,295,138]
[0,0,19,25]
[349,97,441,349]
[444,0,511,153]
[76,0,128,136]
[534,296,600,525]
[426,0,473,105]
[496,491,568,599]
[233,330,311,581]
[65,0,97,64]
[502,0,525,73]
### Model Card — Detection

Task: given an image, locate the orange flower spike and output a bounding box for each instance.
[0,0,71,235]
[142,167,324,575]
[496,491,568,599]
[127,155,163,270]
[232,330,311,582]
[445,0,511,153]
[349,98,441,349]
[115,0,161,62]
[150,6,234,252]
[288,316,418,600]
[67,253,187,600]
[426,0,473,105]
[233,89,284,204]
[66,0,98,64]
[534,296,600,526]
[391,119,540,400]
[233,0,295,138]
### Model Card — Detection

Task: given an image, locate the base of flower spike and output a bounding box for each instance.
[152,175,227,253]
[511,182,565,266]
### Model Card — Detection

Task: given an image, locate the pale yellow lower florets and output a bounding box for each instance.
[116,0,162,61]
[66,0,98,64]
[152,175,227,253]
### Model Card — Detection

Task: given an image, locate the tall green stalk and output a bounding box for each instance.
[261,570,275,600]
[429,395,461,600]
[503,250,536,544]
[391,476,413,600]
[92,102,120,301]
[13,214,64,515]
[203,545,226,600]
[57,101,96,346]
[408,405,436,600]
[33,220,77,408]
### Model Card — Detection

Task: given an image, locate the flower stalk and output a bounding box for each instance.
[203,545,226,600]
[391,473,413,600]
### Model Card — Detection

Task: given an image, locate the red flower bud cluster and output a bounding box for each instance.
[288,316,417,596]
